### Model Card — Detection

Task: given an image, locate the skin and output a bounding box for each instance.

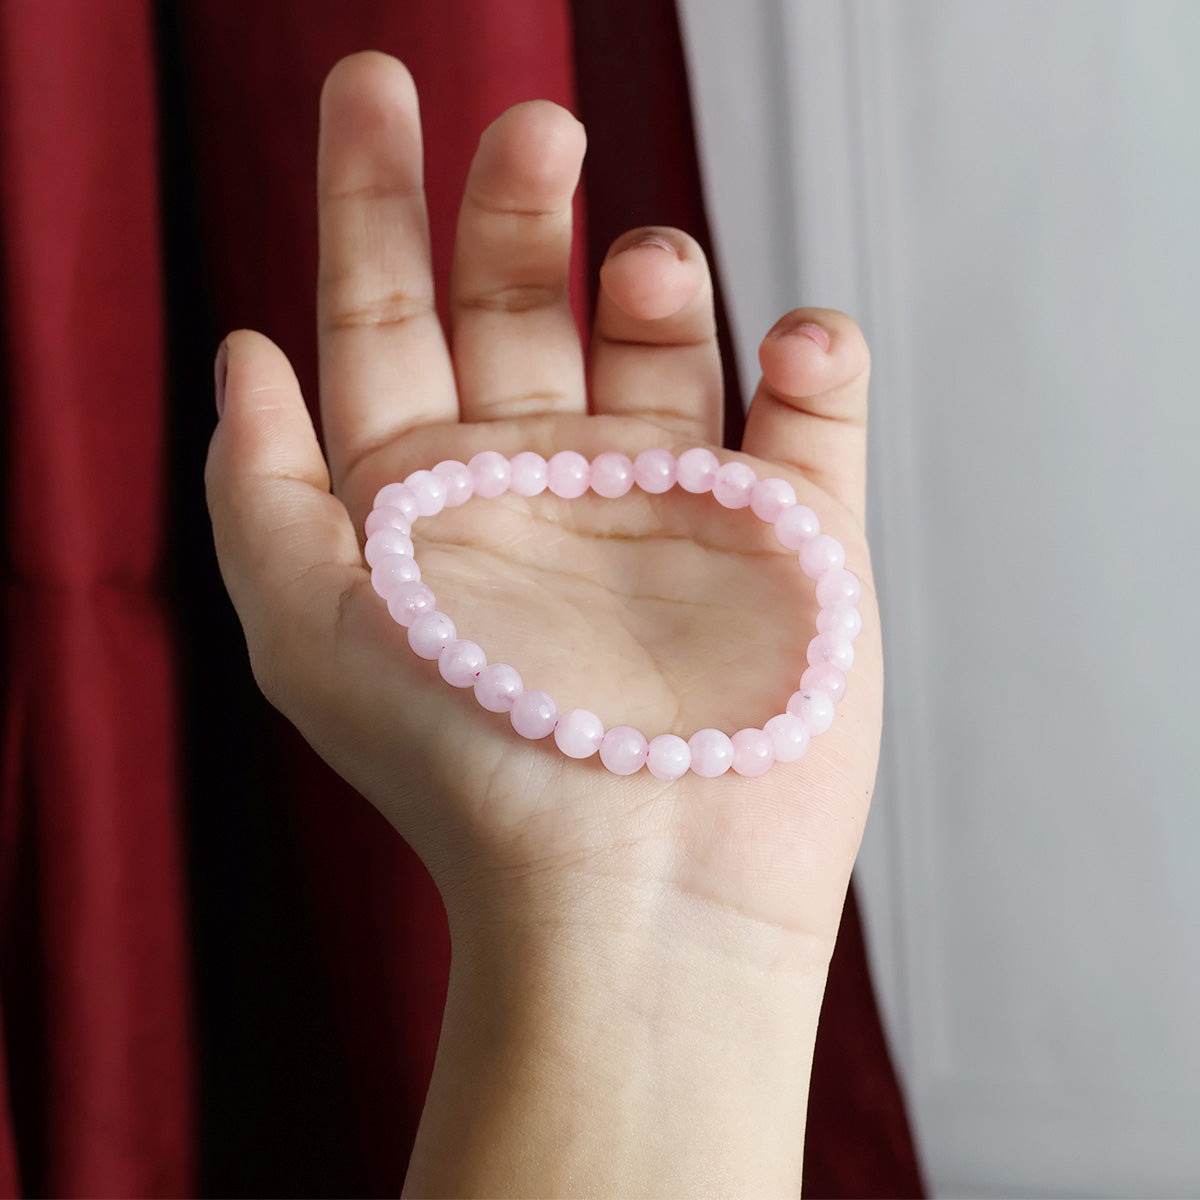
[206,50,881,1199]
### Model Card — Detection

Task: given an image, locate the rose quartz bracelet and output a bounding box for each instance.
[365,448,862,780]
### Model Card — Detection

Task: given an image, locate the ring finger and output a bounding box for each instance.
[590,227,721,443]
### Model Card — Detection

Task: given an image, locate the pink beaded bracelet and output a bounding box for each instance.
[365,448,862,780]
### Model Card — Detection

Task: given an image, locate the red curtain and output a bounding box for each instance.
[0,1,192,1195]
[0,1,924,1196]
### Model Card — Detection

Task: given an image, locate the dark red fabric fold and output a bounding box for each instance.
[0,2,193,1196]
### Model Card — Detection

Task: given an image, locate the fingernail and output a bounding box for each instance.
[214,339,228,418]
[770,315,831,352]
[625,232,679,257]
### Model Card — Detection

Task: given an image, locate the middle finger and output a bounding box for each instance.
[450,100,588,423]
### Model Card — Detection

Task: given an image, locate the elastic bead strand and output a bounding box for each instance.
[370,448,862,778]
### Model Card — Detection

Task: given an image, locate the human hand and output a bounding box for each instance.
[206,50,880,958]
[205,50,881,1194]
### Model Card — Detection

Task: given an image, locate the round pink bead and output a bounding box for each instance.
[510,690,558,740]
[371,554,421,599]
[439,639,487,687]
[431,459,473,507]
[407,611,456,660]
[509,451,548,496]
[775,504,820,549]
[801,663,847,704]
[815,567,861,608]
[474,663,524,713]
[468,450,511,499]
[364,505,412,537]
[763,713,811,763]
[386,580,436,627]
[546,450,590,498]
[798,534,846,579]
[807,632,854,672]
[633,449,677,494]
[599,726,649,775]
[687,728,734,778]
[712,460,758,509]
[676,447,720,493]
[590,452,634,498]
[403,469,448,517]
[364,527,414,567]
[731,728,775,777]
[553,708,605,758]
[372,483,419,523]
[817,604,863,641]
[750,477,797,523]
[647,733,691,781]
[786,688,836,735]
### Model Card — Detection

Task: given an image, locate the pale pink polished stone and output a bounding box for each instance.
[633,448,676,494]
[403,469,448,517]
[801,663,847,704]
[815,567,861,608]
[553,708,605,758]
[774,504,820,549]
[763,713,810,763]
[807,632,854,672]
[676,447,719,493]
[371,554,421,598]
[731,728,775,777]
[364,505,412,537]
[510,690,558,739]
[750,477,797,523]
[786,688,835,735]
[590,452,634,498]
[373,483,420,523]
[798,534,846,579]
[599,725,649,775]
[407,611,457,660]
[712,460,758,509]
[817,603,863,642]
[509,451,549,496]
[546,450,590,498]
[468,450,511,499]
[432,459,473,507]
[474,663,524,713]
[364,527,414,567]
[647,733,691,781]
[439,639,487,687]
[386,581,436,627]
[687,728,734,778]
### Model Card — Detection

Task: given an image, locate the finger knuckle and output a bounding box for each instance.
[320,277,434,332]
[456,281,563,315]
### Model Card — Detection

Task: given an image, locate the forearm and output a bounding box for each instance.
[403,874,831,1199]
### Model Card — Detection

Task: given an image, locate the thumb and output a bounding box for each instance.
[205,328,363,702]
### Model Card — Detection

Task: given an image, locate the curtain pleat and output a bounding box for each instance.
[0,2,193,1196]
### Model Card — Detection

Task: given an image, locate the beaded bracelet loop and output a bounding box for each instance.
[364,448,862,780]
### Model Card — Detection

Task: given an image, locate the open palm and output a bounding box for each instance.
[206,51,881,956]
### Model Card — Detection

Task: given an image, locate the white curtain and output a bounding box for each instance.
[679,2,1200,1195]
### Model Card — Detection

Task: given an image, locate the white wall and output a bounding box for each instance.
[678,2,1200,1195]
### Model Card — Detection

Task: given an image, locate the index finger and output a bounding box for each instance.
[317,52,459,496]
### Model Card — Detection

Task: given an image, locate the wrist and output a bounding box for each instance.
[406,869,832,1198]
